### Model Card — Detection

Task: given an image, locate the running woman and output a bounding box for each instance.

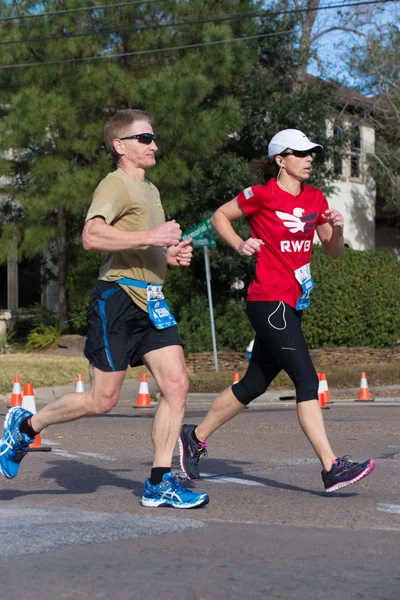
[179,128,375,493]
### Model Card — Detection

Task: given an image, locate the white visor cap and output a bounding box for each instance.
[268,129,323,158]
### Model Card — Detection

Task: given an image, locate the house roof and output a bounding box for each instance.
[305,73,377,114]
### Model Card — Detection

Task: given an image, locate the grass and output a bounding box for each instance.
[0,354,144,394]
[188,362,400,394]
[0,352,399,395]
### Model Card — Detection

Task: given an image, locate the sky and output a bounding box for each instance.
[307,0,399,89]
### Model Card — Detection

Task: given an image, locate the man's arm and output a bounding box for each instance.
[82,217,181,252]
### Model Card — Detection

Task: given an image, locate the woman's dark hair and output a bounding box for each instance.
[250,156,279,184]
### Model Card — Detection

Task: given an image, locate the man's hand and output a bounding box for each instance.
[322,209,344,229]
[237,238,265,256]
[148,220,182,247]
[167,238,193,267]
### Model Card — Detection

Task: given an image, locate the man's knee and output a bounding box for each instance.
[159,369,189,403]
[85,389,119,415]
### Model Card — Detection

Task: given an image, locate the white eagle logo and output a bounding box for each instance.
[275,208,317,234]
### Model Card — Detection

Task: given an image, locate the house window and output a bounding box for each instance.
[350,121,361,179]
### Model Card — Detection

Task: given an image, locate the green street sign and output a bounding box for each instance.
[182,218,213,241]
[192,237,217,248]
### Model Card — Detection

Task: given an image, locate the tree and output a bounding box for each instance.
[171,15,349,318]
[0,0,257,323]
[349,24,400,219]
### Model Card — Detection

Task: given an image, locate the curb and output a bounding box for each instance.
[1,382,400,406]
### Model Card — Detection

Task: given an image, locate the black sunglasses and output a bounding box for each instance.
[280,149,315,158]
[119,133,157,145]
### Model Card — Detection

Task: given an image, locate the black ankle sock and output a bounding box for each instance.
[191,428,201,445]
[150,467,171,485]
[19,417,37,438]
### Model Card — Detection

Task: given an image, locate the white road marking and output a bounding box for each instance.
[376,503,400,515]
[48,448,117,461]
[201,473,265,486]
[77,451,117,462]
[51,449,80,459]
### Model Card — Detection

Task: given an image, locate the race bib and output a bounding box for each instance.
[147,285,177,330]
[294,263,314,310]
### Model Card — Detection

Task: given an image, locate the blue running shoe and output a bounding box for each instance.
[0,407,34,479]
[141,472,209,509]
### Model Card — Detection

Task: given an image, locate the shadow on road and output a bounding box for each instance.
[0,459,144,501]
[0,457,360,501]
[195,458,359,498]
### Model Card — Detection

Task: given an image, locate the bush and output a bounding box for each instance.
[0,325,15,353]
[26,324,66,351]
[303,246,400,347]
[178,246,400,351]
[66,248,101,334]
[178,296,254,353]
[11,303,58,340]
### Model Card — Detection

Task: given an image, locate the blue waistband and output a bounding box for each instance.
[115,277,163,289]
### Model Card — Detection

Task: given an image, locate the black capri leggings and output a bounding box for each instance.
[233,301,319,405]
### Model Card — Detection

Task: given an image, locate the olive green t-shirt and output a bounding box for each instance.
[85,168,167,312]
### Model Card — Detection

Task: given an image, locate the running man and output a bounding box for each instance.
[179,129,375,493]
[0,109,209,509]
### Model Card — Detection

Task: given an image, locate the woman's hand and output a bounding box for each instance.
[322,209,344,229]
[237,238,265,256]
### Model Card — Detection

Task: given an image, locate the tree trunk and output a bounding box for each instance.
[57,208,68,326]
[295,0,320,86]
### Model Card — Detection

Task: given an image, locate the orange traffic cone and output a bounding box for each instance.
[75,373,84,393]
[22,383,52,452]
[317,373,328,409]
[357,372,374,402]
[233,372,240,384]
[135,373,151,407]
[320,373,332,404]
[22,383,36,414]
[10,375,22,407]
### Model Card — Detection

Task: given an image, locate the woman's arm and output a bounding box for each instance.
[211,198,264,256]
[316,209,345,259]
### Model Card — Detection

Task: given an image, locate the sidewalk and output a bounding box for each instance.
[1,377,400,406]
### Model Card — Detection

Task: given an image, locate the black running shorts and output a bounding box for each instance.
[84,281,184,372]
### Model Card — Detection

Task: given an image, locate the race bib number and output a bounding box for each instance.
[294,263,314,310]
[147,285,177,330]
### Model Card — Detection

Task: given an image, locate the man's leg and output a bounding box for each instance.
[140,344,209,509]
[31,367,126,432]
[0,367,126,479]
[142,345,188,468]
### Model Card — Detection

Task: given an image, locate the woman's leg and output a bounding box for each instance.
[246,301,336,471]
[196,335,281,442]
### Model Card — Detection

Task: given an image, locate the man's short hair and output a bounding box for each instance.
[104,109,153,159]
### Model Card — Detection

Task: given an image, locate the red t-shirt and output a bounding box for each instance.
[237,178,329,309]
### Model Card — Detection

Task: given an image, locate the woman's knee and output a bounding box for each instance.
[295,373,319,403]
[232,375,268,406]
